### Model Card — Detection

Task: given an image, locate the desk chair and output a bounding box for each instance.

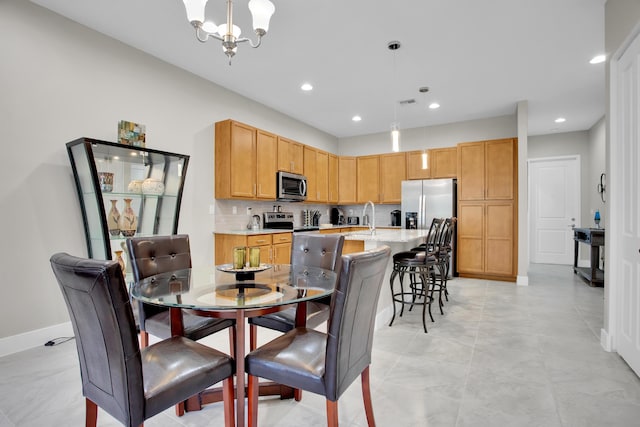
[248,233,345,350]
[50,253,235,427]
[246,245,391,427]
[126,235,235,350]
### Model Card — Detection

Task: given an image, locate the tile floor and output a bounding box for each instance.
[2,264,640,426]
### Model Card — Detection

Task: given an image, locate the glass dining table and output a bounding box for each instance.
[129,263,338,427]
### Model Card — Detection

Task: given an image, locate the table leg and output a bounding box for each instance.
[235,309,246,427]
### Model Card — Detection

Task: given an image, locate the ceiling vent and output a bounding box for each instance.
[399,99,416,105]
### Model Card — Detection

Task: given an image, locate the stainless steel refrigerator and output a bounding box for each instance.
[401,178,457,276]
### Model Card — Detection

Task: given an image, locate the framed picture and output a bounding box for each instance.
[118,120,146,147]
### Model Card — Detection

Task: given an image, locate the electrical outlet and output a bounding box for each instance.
[232,206,237,214]
[209,204,215,215]
[247,207,252,215]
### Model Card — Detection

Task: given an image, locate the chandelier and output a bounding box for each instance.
[182,0,275,64]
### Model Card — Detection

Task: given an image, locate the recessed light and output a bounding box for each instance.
[301,83,313,91]
[429,103,440,109]
[352,115,362,122]
[555,117,566,123]
[590,54,606,64]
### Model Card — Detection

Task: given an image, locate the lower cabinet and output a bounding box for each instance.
[457,201,516,280]
[215,232,292,265]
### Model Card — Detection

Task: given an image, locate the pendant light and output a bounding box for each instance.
[388,41,401,152]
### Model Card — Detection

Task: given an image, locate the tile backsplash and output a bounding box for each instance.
[213,200,401,231]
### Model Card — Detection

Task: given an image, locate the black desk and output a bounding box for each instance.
[573,228,604,286]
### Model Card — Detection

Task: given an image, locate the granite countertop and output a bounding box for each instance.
[212,226,425,242]
[212,228,295,236]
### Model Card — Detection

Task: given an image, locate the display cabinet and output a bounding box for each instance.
[66,137,189,261]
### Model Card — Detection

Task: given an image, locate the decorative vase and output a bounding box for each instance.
[114,250,126,276]
[119,198,138,237]
[107,200,121,236]
[142,178,165,195]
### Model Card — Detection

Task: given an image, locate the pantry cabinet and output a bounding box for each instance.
[456,138,517,280]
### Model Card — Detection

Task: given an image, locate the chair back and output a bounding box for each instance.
[425,217,444,250]
[436,218,457,255]
[126,235,192,326]
[290,233,345,271]
[324,245,391,400]
[50,253,145,427]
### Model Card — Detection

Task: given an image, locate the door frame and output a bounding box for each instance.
[527,155,581,265]
[603,22,640,355]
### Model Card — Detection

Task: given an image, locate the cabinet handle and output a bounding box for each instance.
[269,248,274,262]
[255,239,267,244]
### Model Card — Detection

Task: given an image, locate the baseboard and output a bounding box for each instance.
[600,328,614,352]
[578,260,591,268]
[0,322,73,358]
[516,275,529,286]
[375,305,394,331]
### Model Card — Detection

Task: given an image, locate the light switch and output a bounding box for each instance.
[232,206,237,214]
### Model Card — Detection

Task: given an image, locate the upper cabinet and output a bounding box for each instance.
[338,156,357,204]
[278,137,304,174]
[356,155,380,203]
[379,152,406,204]
[328,154,339,204]
[430,147,458,178]
[67,137,189,261]
[406,150,431,180]
[216,119,276,200]
[457,141,485,200]
[458,138,516,201]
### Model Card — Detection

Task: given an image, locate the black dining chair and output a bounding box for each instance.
[245,245,391,427]
[49,253,235,427]
[126,235,235,350]
[248,233,345,351]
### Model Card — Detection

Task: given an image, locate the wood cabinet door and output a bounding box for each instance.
[273,242,291,264]
[406,150,431,180]
[328,154,339,203]
[338,156,357,204]
[458,141,485,200]
[380,152,406,203]
[357,155,380,203]
[485,201,515,276]
[214,234,247,265]
[457,202,485,274]
[256,130,277,199]
[316,150,329,202]
[304,146,318,202]
[485,138,516,200]
[431,147,458,178]
[229,121,256,198]
[278,137,303,173]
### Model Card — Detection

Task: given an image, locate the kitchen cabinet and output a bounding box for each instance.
[303,147,329,203]
[456,138,517,280]
[379,152,406,204]
[357,155,380,203]
[66,137,189,261]
[214,232,292,265]
[215,120,277,200]
[328,154,339,204]
[406,150,431,180]
[338,156,357,204]
[430,147,458,178]
[278,136,304,174]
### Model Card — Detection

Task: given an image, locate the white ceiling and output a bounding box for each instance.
[31,0,606,138]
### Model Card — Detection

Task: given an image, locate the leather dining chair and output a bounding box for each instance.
[245,245,391,427]
[49,253,235,427]
[248,233,345,351]
[126,235,235,350]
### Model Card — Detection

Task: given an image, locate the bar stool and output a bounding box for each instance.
[388,250,438,333]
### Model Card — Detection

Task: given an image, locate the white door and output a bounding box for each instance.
[614,30,640,376]
[528,156,580,264]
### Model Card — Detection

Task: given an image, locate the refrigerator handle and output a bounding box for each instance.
[418,194,424,229]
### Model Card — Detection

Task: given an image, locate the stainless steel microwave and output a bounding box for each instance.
[277,171,307,201]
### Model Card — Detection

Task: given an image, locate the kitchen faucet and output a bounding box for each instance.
[363,200,376,235]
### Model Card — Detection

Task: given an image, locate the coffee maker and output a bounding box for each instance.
[330,207,345,225]
[390,210,401,226]
[405,212,418,229]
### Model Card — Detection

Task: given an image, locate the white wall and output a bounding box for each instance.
[0,0,337,341]
[338,115,517,156]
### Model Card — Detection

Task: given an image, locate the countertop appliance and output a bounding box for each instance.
[401,178,457,276]
[347,216,359,225]
[331,207,345,225]
[277,171,307,202]
[390,210,401,226]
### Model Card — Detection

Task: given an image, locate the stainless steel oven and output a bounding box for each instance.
[277,171,307,202]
